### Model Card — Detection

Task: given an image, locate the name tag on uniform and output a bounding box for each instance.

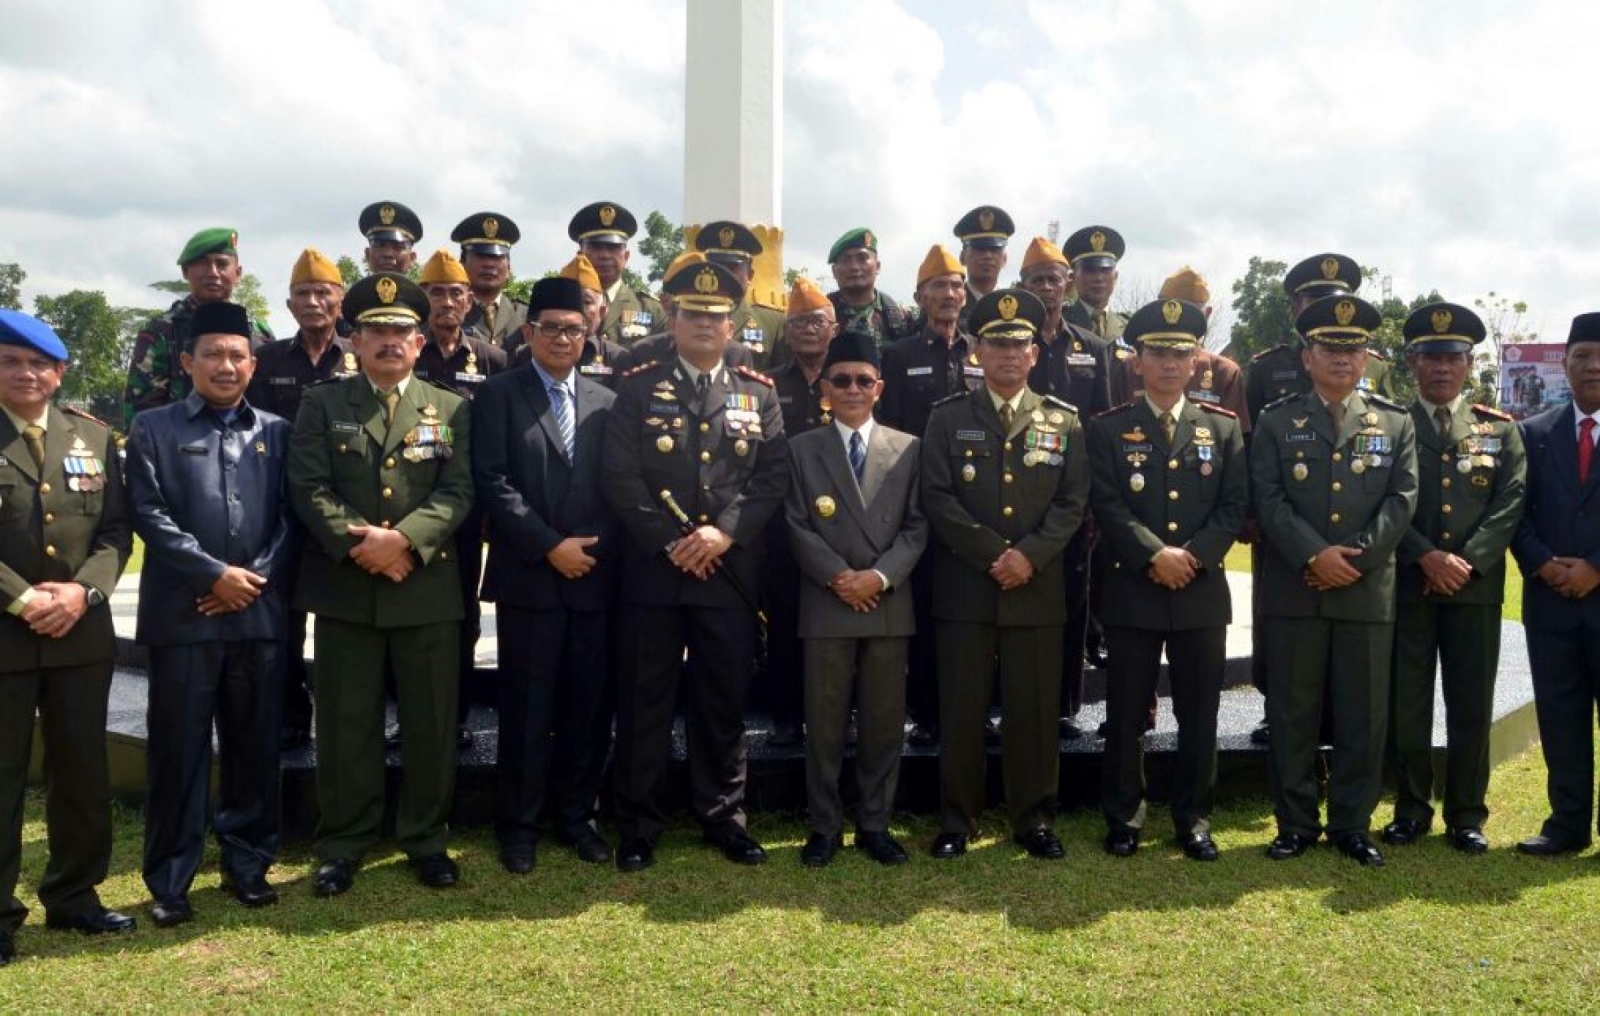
[1284,431,1316,443]
[579,363,613,376]
[332,421,361,433]
[1271,370,1298,381]
[180,443,208,455]
[956,429,986,441]
[906,366,933,377]
[962,364,985,379]
[1066,353,1096,367]
[268,376,298,386]
[454,372,485,385]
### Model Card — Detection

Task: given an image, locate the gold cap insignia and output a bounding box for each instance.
[1321,256,1340,280]
[718,226,735,248]
[1090,230,1107,252]
[379,204,396,225]
[815,495,836,518]
[978,210,995,231]
[998,294,1019,321]
[483,217,500,239]
[343,352,357,372]
[599,204,617,227]
[1432,308,1453,334]
[1162,299,1183,325]
[1334,299,1356,326]
[229,231,239,248]
[376,277,398,305]
[694,267,720,294]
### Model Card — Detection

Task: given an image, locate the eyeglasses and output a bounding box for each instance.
[825,372,879,390]
[536,323,587,341]
[788,314,832,332]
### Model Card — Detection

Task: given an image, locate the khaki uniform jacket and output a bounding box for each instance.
[602,285,666,346]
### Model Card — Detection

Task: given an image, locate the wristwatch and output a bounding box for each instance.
[78,582,105,608]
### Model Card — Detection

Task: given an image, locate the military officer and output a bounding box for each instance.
[1088,299,1248,861]
[1062,225,1129,358]
[952,205,1014,330]
[360,200,423,274]
[247,248,358,750]
[568,201,666,347]
[694,219,786,368]
[827,228,915,350]
[1384,303,1526,854]
[1251,294,1417,868]
[0,311,135,962]
[600,258,788,872]
[921,289,1088,860]
[122,228,274,427]
[452,211,528,351]
[1129,268,1251,427]
[512,254,627,390]
[614,252,755,374]
[287,273,475,895]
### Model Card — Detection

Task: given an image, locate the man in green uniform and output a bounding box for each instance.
[694,220,786,368]
[287,273,475,896]
[0,311,135,962]
[921,288,1088,861]
[1384,302,1525,854]
[122,228,274,427]
[952,205,1014,333]
[1062,225,1130,375]
[360,200,423,274]
[568,201,666,347]
[826,227,915,350]
[1251,294,1417,868]
[452,211,528,352]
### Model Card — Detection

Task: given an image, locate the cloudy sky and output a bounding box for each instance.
[2,0,1592,347]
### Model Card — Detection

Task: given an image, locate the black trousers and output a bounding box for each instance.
[495,605,612,849]
[282,610,313,732]
[0,660,114,931]
[612,603,756,844]
[1060,525,1095,717]
[1526,621,1600,844]
[905,557,939,729]
[455,510,486,726]
[143,640,283,902]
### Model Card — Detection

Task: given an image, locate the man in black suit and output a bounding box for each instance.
[473,277,618,872]
[1511,312,1600,856]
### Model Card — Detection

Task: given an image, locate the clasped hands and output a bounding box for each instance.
[830,569,884,612]
[668,525,732,580]
[348,523,415,583]
[1538,556,1600,599]
[17,581,89,638]
[1148,546,1201,590]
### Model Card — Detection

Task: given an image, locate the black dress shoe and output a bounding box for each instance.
[1103,828,1138,858]
[1249,720,1271,746]
[0,931,13,966]
[984,717,1002,746]
[616,838,655,872]
[1516,833,1589,857]
[383,726,403,750]
[1266,831,1316,860]
[561,826,613,865]
[1016,827,1066,860]
[226,874,279,908]
[855,830,909,865]
[1333,832,1385,867]
[456,726,474,751]
[1094,720,1110,739]
[767,721,804,748]
[907,722,940,748]
[1447,826,1489,855]
[1086,645,1110,669]
[1058,718,1085,740]
[801,832,843,867]
[150,898,193,928]
[279,726,311,751]
[1381,818,1430,846]
[1179,832,1219,862]
[930,832,968,859]
[705,827,767,865]
[500,848,536,875]
[314,859,356,897]
[45,906,136,935]
[411,852,460,887]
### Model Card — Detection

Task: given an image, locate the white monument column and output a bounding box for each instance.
[683,0,785,310]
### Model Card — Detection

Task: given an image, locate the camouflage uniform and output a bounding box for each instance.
[828,290,917,351]
[121,296,273,428]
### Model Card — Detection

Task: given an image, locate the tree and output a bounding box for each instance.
[148,273,273,328]
[0,262,24,310]
[336,255,364,288]
[637,210,684,284]
[1226,257,1291,363]
[33,290,129,421]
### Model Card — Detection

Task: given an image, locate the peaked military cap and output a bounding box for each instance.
[1283,252,1361,297]
[828,227,878,263]
[953,205,1015,249]
[568,201,638,243]
[969,288,1047,342]
[1063,225,1125,269]
[190,301,252,342]
[343,272,429,327]
[694,220,763,264]
[662,258,745,314]
[178,227,238,267]
[823,328,881,370]
[0,308,69,362]
[1403,302,1484,354]
[1124,298,1207,351]
[1295,293,1381,347]
[451,212,520,256]
[1569,312,1600,347]
[359,201,423,244]
[528,276,587,317]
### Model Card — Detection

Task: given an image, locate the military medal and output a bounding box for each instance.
[961,463,976,482]
[464,351,479,376]
[1032,409,1045,423]
[1049,411,1065,425]
[1351,458,1367,474]
[1200,462,1213,477]
[1366,453,1382,468]
[1292,463,1309,482]
[656,435,674,453]
[734,439,750,457]
[815,495,836,518]
[255,441,266,455]
[343,352,357,373]
[1023,451,1039,467]
[1130,472,1145,492]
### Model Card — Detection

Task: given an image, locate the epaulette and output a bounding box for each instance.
[1040,394,1079,414]
[306,375,343,388]
[931,390,969,408]
[1198,402,1238,418]
[1363,393,1405,412]
[1369,348,1388,361]
[1471,403,1513,422]
[1251,344,1291,362]
[735,365,775,387]
[421,377,459,395]
[1094,400,1138,419]
[62,406,108,427]
[1260,391,1301,414]
[622,360,660,378]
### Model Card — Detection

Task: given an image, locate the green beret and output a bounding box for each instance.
[828,227,878,264]
[177,227,239,267]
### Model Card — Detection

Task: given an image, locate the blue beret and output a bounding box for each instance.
[0,309,69,362]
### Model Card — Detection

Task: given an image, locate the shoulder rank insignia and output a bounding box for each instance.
[62,406,108,427]
[1472,403,1512,422]
[1364,393,1404,411]
[1094,400,1138,419]
[1040,394,1078,415]
[735,365,775,387]
[1198,403,1237,418]
[622,360,660,378]
[1251,344,1290,362]
[931,390,969,408]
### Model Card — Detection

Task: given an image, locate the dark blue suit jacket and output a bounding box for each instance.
[125,394,295,646]
[1511,402,1600,631]
[471,364,617,612]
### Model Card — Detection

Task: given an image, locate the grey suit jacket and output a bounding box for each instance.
[785,422,927,638]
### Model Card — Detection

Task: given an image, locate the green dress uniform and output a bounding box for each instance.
[602,283,666,347]
[0,314,132,941]
[1250,297,1418,849]
[1388,304,1527,840]
[566,201,666,348]
[287,277,475,867]
[732,298,788,370]
[1246,340,1394,422]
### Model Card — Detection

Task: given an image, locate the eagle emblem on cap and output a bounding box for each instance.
[483,217,500,239]
[1432,308,1453,334]
[376,277,398,304]
[1090,230,1107,252]
[694,267,720,294]
[1334,299,1356,326]
[978,210,995,231]
[718,226,735,248]
[1321,256,1340,280]
[599,205,617,227]
[379,204,396,225]
[1162,300,1183,325]
[998,294,1018,321]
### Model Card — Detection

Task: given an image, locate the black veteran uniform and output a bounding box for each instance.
[1062,225,1128,346]
[600,260,788,869]
[921,290,1088,857]
[0,312,134,951]
[453,212,529,351]
[1251,295,1418,864]
[1087,300,1248,859]
[695,220,786,368]
[568,202,667,346]
[287,275,474,885]
[1386,304,1525,852]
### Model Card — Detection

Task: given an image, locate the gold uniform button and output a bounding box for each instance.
[1331,481,1342,492]
[382,486,394,498]
[1330,512,1342,524]
[43,512,55,524]
[1332,452,1342,463]
[700,422,710,433]
[1167,522,1179,532]
[1003,473,1014,484]
[1168,490,1179,501]
[1441,478,1452,489]
[440,549,450,560]
[1004,442,1012,452]
[1442,504,1453,515]
[698,514,710,524]
[39,482,51,495]
[44,545,57,557]
[1168,459,1179,470]
[384,457,396,468]
[1002,506,1014,517]
[700,451,712,464]
[1296,451,1306,461]
[965,449,974,458]
[381,520,392,529]
[1441,531,1452,541]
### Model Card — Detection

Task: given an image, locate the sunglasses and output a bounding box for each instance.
[825,372,879,390]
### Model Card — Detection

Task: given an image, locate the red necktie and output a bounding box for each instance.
[1581,417,1595,484]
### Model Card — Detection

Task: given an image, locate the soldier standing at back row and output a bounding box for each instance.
[952,205,1014,333]
[360,200,423,275]
[827,228,916,351]
[568,201,666,347]
[453,212,529,354]
[694,220,787,369]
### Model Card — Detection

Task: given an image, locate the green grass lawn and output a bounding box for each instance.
[1,740,1594,1010]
